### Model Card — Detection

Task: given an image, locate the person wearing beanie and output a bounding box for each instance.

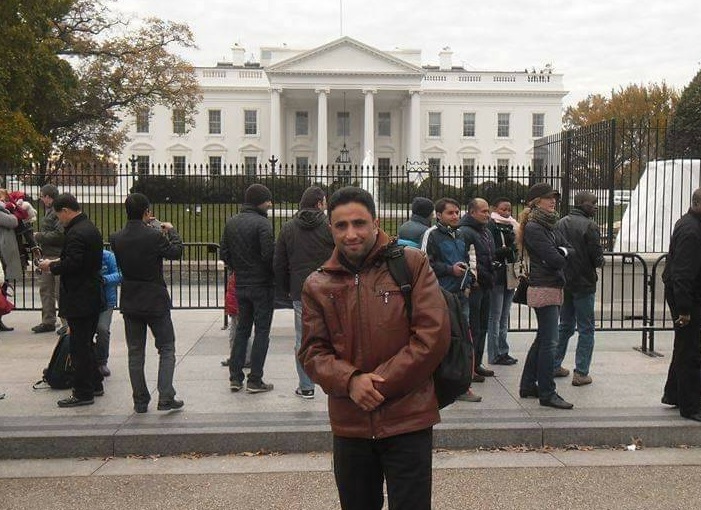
[397,197,434,249]
[274,186,334,399]
[220,183,276,394]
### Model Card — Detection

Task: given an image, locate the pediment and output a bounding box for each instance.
[238,143,263,153]
[266,37,424,76]
[129,142,155,152]
[203,143,228,152]
[457,145,481,155]
[166,143,191,153]
[424,144,446,154]
[491,145,517,156]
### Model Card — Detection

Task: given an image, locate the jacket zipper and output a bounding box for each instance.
[355,272,376,438]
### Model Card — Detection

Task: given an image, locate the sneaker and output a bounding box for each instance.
[246,380,274,393]
[31,323,55,334]
[134,403,148,414]
[157,399,184,411]
[472,373,486,383]
[220,358,230,367]
[475,365,495,377]
[456,389,482,402]
[230,380,243,392]
[492,354,518,366]
[553,366,570,378]
[57,395,94,408]
[295,388,315,399]
[572,372,592,386]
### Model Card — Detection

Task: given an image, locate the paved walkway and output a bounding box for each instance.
[0,309,698,459]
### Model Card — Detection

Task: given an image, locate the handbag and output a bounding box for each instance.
[512,275,529,305]
[500,231,519,290]
[0,283,14,316]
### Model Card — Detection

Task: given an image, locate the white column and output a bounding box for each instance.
[409,90,421,163]
[363,89,376,164]
[316,88,329,168]
[269,87,281,165]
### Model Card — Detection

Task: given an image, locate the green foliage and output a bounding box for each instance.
[668,70,701,158]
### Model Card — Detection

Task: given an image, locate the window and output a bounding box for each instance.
[173,156,186,175]
[532,113,545,138]
[209,156,222,176]
[497,113,510,138]
[378,157,391,178]
[377,112,391,137]
[136,155,150,175]
[462,158,475,185]
[428,112,441,137]
[497,158,509,182]
[428,157,441,177]
[172,109,186,134]
[244,156,257,176]
[208,110,222,135]
[136,109,150,133]
[244,110,258,135]
[337,111,350,137]
[295,157,309,176]
[295,111,309,136]
[462,112,476,137]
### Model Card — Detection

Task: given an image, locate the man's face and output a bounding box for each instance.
[579,198,598,217]
[470,200,490,225]
[436,203,461,228]
[329,201,379,266]
[54,207,70,226]
[258,200,273,213]
[41,195,53,208]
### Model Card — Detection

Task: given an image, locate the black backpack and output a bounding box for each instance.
[33,330,74,390]
[385,244,473,409]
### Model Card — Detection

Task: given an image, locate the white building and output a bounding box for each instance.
[123,36,567,180]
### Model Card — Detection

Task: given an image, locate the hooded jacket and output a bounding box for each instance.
[459,214,497,290]
[397,213,432,249]
[274,208,334,301]
[300,230,450,439]
[421,222,472,293]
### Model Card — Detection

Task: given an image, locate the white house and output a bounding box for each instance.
[123,36,567,182]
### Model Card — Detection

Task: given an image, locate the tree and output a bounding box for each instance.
[668,69,701,158]
[0,0,201,182]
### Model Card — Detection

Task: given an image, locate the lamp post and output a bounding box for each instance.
[128,154,138,175]
[268,155,278,175]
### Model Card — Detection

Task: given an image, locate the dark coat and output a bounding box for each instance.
[49,213,104,318]
[274,209,334,301]
[397,214,432,248]
[662,209,701,315]
[109,220,183,316]
[459,215,497,290]
[523,219,569,288]
[487,220,517,286]
[555,208,604,293]
[220,205,275,287]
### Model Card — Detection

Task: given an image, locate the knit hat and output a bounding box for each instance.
[244,184,272,206]
[411,197,434,218]
[526,183,560,203]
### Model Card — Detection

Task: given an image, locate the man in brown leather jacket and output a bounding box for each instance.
[300,186,449,510]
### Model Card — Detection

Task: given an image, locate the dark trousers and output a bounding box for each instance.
[663,287,701,416]
[229,285,274,385]
[333,428,433,510]
[469,286,490,366]
[67,315,102,400]
[520,304,560,400]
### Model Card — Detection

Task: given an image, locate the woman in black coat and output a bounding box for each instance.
[518,183,574,410]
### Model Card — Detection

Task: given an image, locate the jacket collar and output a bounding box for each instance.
[410,214,432,227]
[64,212,87,231]
[242,204,268,218]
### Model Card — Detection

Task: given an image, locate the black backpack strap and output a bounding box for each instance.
[384,243,413,321]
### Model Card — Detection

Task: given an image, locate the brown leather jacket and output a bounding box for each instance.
[300,230,450,439]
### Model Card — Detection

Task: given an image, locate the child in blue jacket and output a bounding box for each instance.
[96,249,121,377]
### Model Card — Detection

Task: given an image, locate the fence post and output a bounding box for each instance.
[606,119,617,251]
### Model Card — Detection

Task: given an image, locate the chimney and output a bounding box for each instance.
[439,47,452,71]
[231,44,245,66]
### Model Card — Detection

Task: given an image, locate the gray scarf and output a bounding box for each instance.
[529,206,559,230]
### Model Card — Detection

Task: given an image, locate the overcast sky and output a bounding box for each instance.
[113,0,700,108]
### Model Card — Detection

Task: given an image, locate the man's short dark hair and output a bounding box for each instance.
[40,184,59,199]
[299,186,326,209]
[467,197,488,214]
[574,190,597,207]
[125,193,150,220]
[52,193,80,212]
[434,197,460,214]
[328,186,376,219]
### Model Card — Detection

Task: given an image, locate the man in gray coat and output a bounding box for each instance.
[32,184,64,333]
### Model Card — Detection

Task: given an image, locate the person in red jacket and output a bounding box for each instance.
[300,186,449,510]
[222,271,251,368]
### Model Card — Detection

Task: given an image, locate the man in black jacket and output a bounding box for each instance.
[553,191,604,386]
[274,186,334,399]
[661,188,701,422]
[110,193,184,413]
[221,184,275,393]
[397,197,434,248]
[38,194,104,407]
[459,198,497,379]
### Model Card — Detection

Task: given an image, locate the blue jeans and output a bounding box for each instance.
[520,305,560,400]
[293,300,314,392]
[555,291,595,375]
[123,313,177,406]
[95,307,114,365]
[229,285,275,385]
[487,284,515,363]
